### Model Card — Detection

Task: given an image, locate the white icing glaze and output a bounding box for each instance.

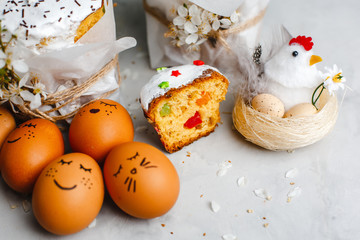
[140,64,222,111]
[0,0,103,54]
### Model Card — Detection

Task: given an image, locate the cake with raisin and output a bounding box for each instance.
[140,61,229,153]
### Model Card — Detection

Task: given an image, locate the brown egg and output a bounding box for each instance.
[103,142,180,219]
[0,118,64,194]
[0,105,16,151]
[251,93,285,117]
[32,153,104,235]
[69,99,134,165]
[284,103,318,118]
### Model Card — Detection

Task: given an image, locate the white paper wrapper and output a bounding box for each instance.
[145,0,268,71]
[18,0,136,117]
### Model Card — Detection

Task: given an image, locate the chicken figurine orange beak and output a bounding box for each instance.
[310,55,322,66]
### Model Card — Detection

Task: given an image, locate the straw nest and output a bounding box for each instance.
[232,93,338,151]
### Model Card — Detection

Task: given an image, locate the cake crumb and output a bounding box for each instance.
[290,182,295,185]
[262,217,266,220]
[113,3,118,7]
[161,224,166,227]
[287,197,292,203]
[170,232,174,235]
[203,233,206,236]
[200,194,204,198]
[263,223,269,228]
[186,151,191,157]
[247,209,254,213]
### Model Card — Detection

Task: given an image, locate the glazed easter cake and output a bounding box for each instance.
[140,61,229,153]
[0,0,105,54]
[0,0,137,121]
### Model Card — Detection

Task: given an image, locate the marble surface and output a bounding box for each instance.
[1,0,359,239]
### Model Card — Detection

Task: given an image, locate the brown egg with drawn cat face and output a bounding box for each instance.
[69,99,134,165]
[103,142,180,219]
[32,153,104,235]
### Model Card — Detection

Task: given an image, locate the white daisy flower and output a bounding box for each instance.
[322,64,346,95]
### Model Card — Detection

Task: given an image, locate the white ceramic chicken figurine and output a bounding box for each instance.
[263,35,323,110]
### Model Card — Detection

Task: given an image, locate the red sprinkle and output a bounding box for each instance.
[171,70,181,77]
[193,60,204,66]
[184,111,202,129]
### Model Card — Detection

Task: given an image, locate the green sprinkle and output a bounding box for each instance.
[160,103,171,117]
[156,67,168,72]
[158,81,169,89]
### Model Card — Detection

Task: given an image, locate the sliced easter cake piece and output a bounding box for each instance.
[140,61,229,153]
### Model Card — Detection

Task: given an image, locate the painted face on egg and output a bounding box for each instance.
[103,142,180,219]
[78,100,118,117]
[6,122,38,144]
[112,151,158,193]
[43,157,96,192]
[32,153,104,235]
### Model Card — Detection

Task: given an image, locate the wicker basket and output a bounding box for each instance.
[232,93,338,151]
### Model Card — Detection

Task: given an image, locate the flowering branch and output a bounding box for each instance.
[165,2,241,52]
[1,20,46,110]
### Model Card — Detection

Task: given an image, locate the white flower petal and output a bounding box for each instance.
[19,74,30,87]
[185,34,198,44]
[253,188,272,200]
[10,95,24,105]
[230,12,239,23]
[287,187,302,198]
[237,176,247,186]
[29,93,42,109]
[222,234,237,240]
[285,168,298,178]
[201,23,212,34]
[184,21,198,34]
[12,60,29,73]
[0,59,5,69]
[87,218,97,228]
[191,15,202,26]
[177,5,188,17]
[0,50,6,59]
[220,19,232,28]
[210,201,220,213]
[173,16,186,26]
[20,90,35,102]
[189,5,199,16]
[212,19,220,31]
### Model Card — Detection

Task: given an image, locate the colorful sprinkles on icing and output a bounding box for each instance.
[0,0,104,51]
[140,64,222,111]
[193,60,205,66]
[171,70,181,77]
[156,67,168,72]
[158,81,169,89]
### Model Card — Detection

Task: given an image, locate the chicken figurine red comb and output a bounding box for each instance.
[289,36,314,51]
